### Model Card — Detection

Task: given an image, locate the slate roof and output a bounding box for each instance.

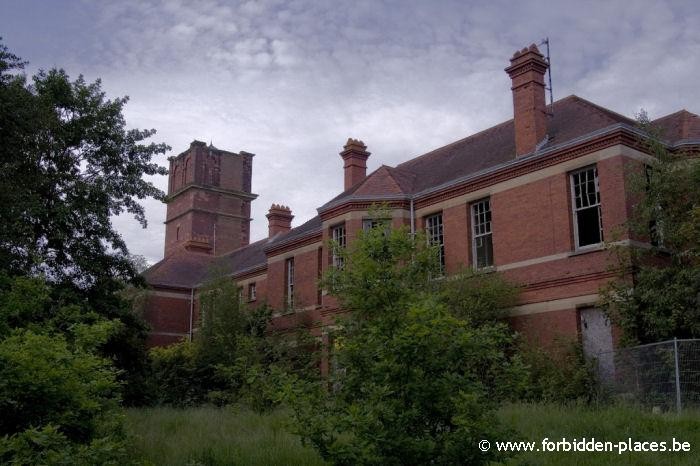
[143,249,216,289]
[146,95,699,289]
[652,110,700,143]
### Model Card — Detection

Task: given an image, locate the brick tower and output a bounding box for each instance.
[164,140,257,256]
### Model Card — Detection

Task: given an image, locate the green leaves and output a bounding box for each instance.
[293,223,521,465]
[0,42,169,287]
[601,112,700,344]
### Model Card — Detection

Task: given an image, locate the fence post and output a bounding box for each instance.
[674,337,682,413]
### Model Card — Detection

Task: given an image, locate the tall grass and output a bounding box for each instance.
[126,404,699,465]
[125,406,326,466]
[498,403,700,465]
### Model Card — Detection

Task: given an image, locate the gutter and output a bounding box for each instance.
[410,198,415,236]
[189,288,194,342]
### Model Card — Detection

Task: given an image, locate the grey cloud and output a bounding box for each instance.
[2,0,699,264]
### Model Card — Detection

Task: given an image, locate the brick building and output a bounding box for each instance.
[143,44,700,368]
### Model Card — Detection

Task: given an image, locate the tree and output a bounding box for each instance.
[0,39,169,288]
[285,220,524,465]
[0,40,167,406]
[600,111,700,343]
[0,330,137,465]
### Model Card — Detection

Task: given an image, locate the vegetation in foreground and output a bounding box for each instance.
[125,406,326,466]
[125,404,700,466]
[501,403,700,466]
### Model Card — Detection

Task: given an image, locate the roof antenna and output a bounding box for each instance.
[540,37,554,117]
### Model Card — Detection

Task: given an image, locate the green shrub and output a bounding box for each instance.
[284,222,521,465]
[518,340,598,403]
[148,340,213,407]
[0,330,134,465]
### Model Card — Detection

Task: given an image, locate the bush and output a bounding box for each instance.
[284,222,522,465]
[518,340,598,403]
[146,266,321,410]
[0,330,134,465]
[148,340,213,407]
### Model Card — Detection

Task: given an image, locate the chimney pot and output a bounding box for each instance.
[339,138,371,190]
[505,43,549,157]
[266,203,293,237]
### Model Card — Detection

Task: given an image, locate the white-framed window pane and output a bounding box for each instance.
[331,224,346,269]
[286,258,294,307]
[472,198,493,268]
[362,219,378,231]
[425,213,445,272]
[571,166,603,248]
[248,282,256,301]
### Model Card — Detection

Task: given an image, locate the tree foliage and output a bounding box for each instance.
[600,112,700,343]
[0,40,164,462]
[0,330,136,465]
[149,265,319,410]
[0,39,168,288]
[286,220,524,465]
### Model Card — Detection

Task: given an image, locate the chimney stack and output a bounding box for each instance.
[339,138,370,190]
[266,204,293,237]
[505,44,549,157]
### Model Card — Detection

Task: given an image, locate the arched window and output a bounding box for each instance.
[171,166,178,192]
[183,158,190,185]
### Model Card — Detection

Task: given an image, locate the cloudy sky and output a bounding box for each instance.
[2,0,698,264]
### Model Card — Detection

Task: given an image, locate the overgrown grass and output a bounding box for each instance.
[126,404,699,465]
[498,403,700,465]
[125,406,326,466]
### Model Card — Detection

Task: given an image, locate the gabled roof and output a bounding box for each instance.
[353,165,416,196]
[146,94,697,290]
[320,95,638,209]
[652,109,700,143]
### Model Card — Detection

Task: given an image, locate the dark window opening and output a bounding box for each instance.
[571,167,603,248]
[425,213,445,272]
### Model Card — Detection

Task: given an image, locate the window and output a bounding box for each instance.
[363,218,393,233]
[471,198,493,268]
[285,258,295,308]
[317,247,323,306]
[571,166,603,248]
[248,282,256,302]
[425,213,445,272]
[362,219,380,231]
[331,224,346,269]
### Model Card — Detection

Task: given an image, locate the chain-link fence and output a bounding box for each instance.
[595,338,700,412]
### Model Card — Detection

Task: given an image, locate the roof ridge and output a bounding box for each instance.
[221,237,269,258]
[397,118,514,170]
[653,108,698,121]
[565,94,635,125]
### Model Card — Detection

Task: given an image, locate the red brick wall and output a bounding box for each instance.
[443,204,470,273]
[164,142,254,256]
[510,308,580,347]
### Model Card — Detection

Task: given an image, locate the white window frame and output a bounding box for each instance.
[471,198,493,269]
[285,258,294,308]
[248,282,256,302]
[425,213,445,272]
[570,165,603,250]
[331,224,346,269]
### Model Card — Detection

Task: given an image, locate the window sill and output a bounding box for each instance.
[474,265,496,273]
[568,244,605,257]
